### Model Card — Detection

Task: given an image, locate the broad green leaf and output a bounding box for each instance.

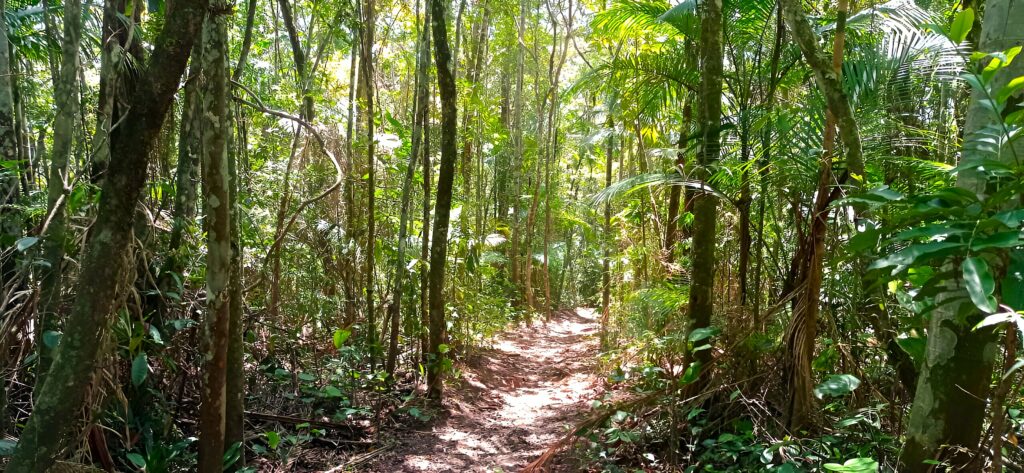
[131,353,149,387]
[688,326,720,343]
[1004,252,1024,310]
[266,431,281,450]
[963,257,997,313]
[823,457,879,472]
[949,8,974,44]
[970,231,1022,251]
[997,75,1024,103]
[333,328,351,349]
[814,374,861,399]
[126,452,147,468]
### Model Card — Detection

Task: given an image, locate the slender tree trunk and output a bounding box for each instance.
[388,1,432,376]
[6,2,209,469]
[427,0,458,400]
[687,0,724,374]
[664,122,686,260]
[164,52,203,286]
[737,113,752,306]
[224,0,257,458]
[600,114,613,347]
[778,0,861,428]
[36,0,82,391]
[508,0,526,300]
[902,1,1024,468]
[361,0,379,367]
[0,0,21,287]
[197,2,232,470]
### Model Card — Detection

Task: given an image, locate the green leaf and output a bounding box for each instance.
[997,75,1024,103]
[823,457,879,472]
[322,385,343,397]
[266,431,281,450]
[223,441,242,469]
[950,9,974,44]
[126,452,147,469]
[332,329,351,349]
[963,257,997,313]
[814,374,861,399]
[131,352,149,387]
[970,231,1022,251]
[897,336,927,366]
[688,326,721,343]
[1003,252,1024,310]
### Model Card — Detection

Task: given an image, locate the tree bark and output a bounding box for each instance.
[902,0,1024,468]
[387,0,432,377]
[37,0,82,390]
[197,2,233,470]
[361,0,379,367]
[427,0,458,400]
[0,0,21,287]
[687,0,724,374]
[778,0,861,428]
[6,1,209,469]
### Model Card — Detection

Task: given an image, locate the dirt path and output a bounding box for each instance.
[368,308,601,472]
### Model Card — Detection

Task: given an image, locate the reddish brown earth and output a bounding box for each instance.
[367,307,601,473]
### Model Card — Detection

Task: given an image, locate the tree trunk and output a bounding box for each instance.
[197,2,232,470]
[388,0,432,377]
[224,0,258,459]
[778,0,861,428]
[600,114,613,347]
[902,0,1024,468]
[361,0,378,367]
[427,0,458,400]
[6,1,209,469]
[687,0,724,374]
[36,0,82,390]
[0,0,21,287]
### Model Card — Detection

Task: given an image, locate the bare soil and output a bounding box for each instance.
[366,307,601,472]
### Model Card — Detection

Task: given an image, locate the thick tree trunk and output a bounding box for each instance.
[6,1,209,469]
[37,0,82,390]
[427,0,458,400]
[902,0,1024,468]
[197,3,233,470]
[687,0,723,373]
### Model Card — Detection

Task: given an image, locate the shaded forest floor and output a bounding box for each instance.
[368,307,601,472]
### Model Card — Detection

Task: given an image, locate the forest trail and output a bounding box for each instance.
[369,308,601,472]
